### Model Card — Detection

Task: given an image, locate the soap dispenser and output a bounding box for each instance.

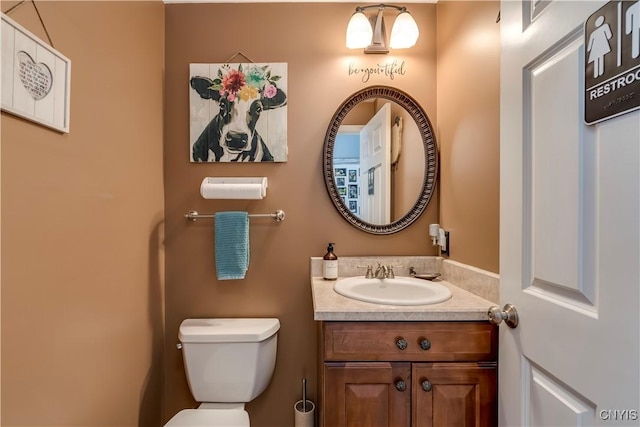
[323,243,338,280]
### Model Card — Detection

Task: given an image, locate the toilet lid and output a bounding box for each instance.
[179,318,280,343]
[164,409,249,427]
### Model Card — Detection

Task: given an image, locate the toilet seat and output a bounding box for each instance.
[164,409,249,427]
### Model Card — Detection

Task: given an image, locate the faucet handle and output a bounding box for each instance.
[386,265,396,279]
[357,265,375,279]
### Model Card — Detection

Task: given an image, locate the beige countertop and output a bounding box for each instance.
[311,276,495,321]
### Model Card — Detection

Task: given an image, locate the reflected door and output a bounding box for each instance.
[360,103,391,224]
[500,0,639,425]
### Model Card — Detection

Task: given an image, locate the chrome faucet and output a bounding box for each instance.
[374,264,387,279]
[374,263,395,279]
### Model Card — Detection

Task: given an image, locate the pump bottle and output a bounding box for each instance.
[323,243,338,280]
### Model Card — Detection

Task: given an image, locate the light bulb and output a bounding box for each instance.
[346,11,373,49]
[390,11,419,49]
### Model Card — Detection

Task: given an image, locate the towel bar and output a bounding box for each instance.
[185,210,285,222]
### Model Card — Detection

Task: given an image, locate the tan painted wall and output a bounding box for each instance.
[437,0,500,273]
[1,2,165,426]
[164,3,438,426]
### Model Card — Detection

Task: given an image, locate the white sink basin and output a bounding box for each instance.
[333,276,452,306]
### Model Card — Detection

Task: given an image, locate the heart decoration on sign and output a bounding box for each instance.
[16,51,53,101]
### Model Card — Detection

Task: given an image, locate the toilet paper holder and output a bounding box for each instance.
[200,177,268,200]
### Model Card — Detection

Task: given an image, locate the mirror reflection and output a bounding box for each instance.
[323,86,438,234]
[333,99,425,224]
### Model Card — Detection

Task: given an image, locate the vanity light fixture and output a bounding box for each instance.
[346,3,419,54]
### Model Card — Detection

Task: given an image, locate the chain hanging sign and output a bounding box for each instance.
[1,13,71,133]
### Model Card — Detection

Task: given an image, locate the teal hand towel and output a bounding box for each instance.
[214,211,249,280]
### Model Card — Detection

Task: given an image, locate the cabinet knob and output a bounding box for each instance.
[421,379,432,392]
[395,379,407,392]
[396,337,408,350]
[419,338,431,350]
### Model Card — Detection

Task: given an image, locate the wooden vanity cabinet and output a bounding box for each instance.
[412,362,497,427]
[319,321,498,427]
[324,362,411,427]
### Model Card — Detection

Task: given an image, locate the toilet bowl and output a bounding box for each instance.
[164,318,280,427]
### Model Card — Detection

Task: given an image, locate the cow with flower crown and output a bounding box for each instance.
[190,63,287,162]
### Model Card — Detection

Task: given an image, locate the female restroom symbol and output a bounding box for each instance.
[588,15,613,78]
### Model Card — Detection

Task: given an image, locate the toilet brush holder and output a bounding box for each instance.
[294,400,315,427]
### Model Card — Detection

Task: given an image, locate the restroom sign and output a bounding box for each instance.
[585,0,640,124]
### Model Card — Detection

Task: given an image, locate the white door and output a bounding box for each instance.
[500,0,639,426]
[360,103,391,224]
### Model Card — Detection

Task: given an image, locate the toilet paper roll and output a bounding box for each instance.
[200,177,267,199]
[294,400,315,427]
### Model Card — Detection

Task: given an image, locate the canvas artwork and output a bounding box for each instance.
[189,62,288,162]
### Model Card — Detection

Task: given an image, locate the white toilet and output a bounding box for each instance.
[165,318,280,427]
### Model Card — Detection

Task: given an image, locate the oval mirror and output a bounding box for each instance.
[323,86,438,234]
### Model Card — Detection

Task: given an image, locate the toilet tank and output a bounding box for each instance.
[179,318,279,403]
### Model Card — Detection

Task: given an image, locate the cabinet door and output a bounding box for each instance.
[412,363,497,427]
[323,362,411,427]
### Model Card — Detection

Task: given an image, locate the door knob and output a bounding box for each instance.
[488,303,519,328]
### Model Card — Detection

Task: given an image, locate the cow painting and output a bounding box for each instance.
[189,63,288,162]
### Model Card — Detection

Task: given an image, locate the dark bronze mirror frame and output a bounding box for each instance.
[323,86,438,234]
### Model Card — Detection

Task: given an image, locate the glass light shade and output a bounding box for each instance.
[389,11,419,48]
[346,11,373,49]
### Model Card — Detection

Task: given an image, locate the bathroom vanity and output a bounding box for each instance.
[318,321,497,427]
[311,257,499,427]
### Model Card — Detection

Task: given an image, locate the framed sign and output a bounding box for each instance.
[1,13,71,133]
[584,1,640,125]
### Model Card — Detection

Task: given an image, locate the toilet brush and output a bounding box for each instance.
[294,377,315,427]
[302,378,307,412]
